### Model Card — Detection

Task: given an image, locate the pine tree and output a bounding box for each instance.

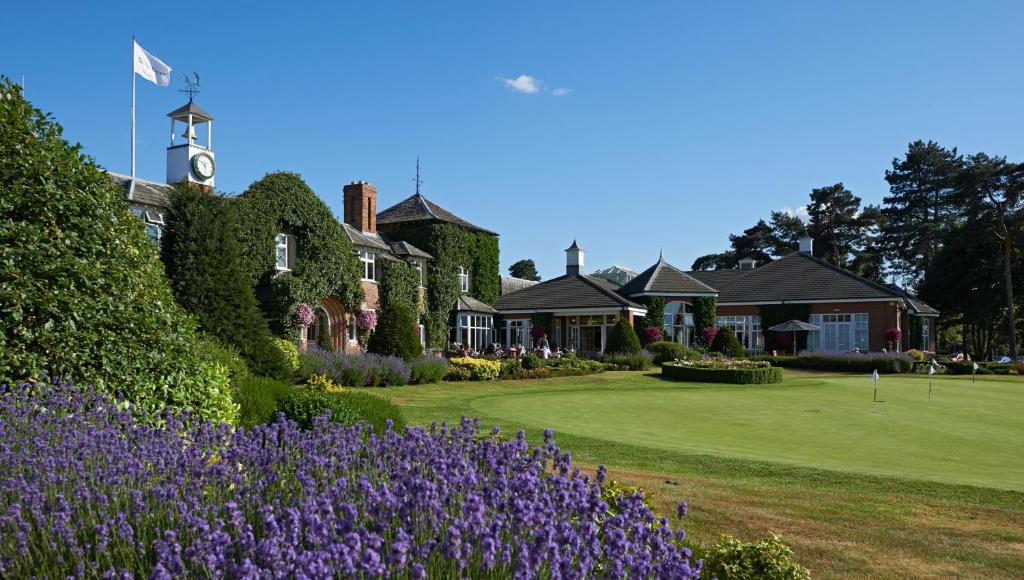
[729,220,775,264]
[882,140,963,284]
[768,210,807,256]
[163,185,291,379]
[606,317,642,354]
[509,259,541,281]
[367,303,423,360]
[806,183,867,268]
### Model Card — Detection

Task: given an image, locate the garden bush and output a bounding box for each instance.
[302,349,412,387]
[279,388,361,429]
[711,327,745,357]
[606,317,642,354]
[944,361,993,375]
[409,355,449,384]
[446,357,502,381]
[0,382,698,577]
[367,303,423,361]
[648,341,701,365]
[0,81,234,425]
[905,348,926,362]
[233,376,296,428]
[698,533,809,580]
[331,390,407,434]
[163,185,292,380]
[792,351,912,373]
[662,362,783,384]
[522,353,542,369]
[198,335,252,385]
[499,357,522,378]
[274,338,300,373]
[602,351,654,371]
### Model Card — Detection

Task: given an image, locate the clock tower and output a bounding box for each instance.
[166,100,216,189]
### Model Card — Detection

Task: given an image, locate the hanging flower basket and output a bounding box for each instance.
[357,309,378,331]
[295,303,315,326]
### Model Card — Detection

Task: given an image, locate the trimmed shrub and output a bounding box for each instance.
[606,318,642,354]
[163,185,292,380]
[446,357,502,381]
[367,303,423,361]
[795,351,912,373]
[662,364,783,384]
[198,335,253,385]
[522,353,542,370]
[640,326,663,345]
[711,327,745,357]
[905,348,926,362]
[648,341,701,365]
[698,533,810,580]
[409,356,448,384]
[279,389,361,430]
[602,352,654,371]
[274,338,300,372]
[945,361,993,375]
[0,80,235,425]
[332,390,407,434]
[306,373,343,392]
[499,358,522,378]
[233,376,295,428]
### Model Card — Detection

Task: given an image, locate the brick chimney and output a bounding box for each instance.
[343,181,377,232]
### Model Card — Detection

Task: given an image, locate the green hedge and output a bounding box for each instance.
[279,389,405,433]
[647,341,700,365]
[234,376,295,428]
[662,364,783,384]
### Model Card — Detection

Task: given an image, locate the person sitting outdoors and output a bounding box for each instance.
[536,333,551,359]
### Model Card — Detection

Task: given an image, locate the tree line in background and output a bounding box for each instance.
[694,140,1024,359]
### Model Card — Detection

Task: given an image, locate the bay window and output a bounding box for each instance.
[457,314,493,350]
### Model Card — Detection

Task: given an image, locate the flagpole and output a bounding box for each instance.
[129,34,136,200]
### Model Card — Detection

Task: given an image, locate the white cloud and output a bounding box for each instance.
[552,87,573,96]
[500,74,543,94]
[776,205,810,222]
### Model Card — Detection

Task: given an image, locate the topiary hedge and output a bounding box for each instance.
[367,303,423,361]
[232,172,364,340]
[0,79,235,425]
[606,317,642,354]
[662,364,783,384]
[711,327,745,357]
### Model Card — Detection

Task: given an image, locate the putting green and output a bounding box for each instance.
[469,374,1024,490]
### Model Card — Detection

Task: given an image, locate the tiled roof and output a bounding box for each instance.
[342,223,391,252]
[456,295,497,314]
[688,252,902,303]
[885,284,940,316]
[377,193,497,235]
[618,256,717,296]
[167,101,214,121]
[378,234,433,260]
[501,275,539,295]
[494,274,644,312]
[109,172,174,209]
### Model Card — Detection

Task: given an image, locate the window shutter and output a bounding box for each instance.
[287,234,298,269]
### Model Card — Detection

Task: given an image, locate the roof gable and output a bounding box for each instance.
[376,193,497,235]
[494,274,643,312]
[689,253,903,304]
[619,257,717,296]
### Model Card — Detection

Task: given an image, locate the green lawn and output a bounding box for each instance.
[380,370,1024,578]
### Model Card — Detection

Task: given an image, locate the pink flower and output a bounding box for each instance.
[357,309,378,330]
[885,327,902,343]
[295,303,315,326]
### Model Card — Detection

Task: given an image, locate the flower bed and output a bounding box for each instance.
[300,348,447,387]
[0,381,700,577]
[662,359,783,384]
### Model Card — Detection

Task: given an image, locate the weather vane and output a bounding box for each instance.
[179,72,201,101]
[413,156,423,195]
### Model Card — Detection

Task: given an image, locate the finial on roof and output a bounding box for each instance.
[178,72,200,102]
[659,247,664,262]
[413,157,423,196]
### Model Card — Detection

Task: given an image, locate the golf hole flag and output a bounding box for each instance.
[929,364,936,375]
[133,40,171,86]
[871,369,879,381]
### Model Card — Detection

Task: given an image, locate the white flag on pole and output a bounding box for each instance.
[972,362,979,372]
[133,40,171,86]
[928,364,936,375]
[871,369,879,381]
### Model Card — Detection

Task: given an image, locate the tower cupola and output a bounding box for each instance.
[166,100,215,189]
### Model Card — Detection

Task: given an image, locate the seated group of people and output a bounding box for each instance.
[473,334,574,360]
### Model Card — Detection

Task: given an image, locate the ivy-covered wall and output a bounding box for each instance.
[692,296,718,332]
[232,172,364,341]
[374,221,500,348]
[758,304,812,352]
[637,296,666,331]
[379,259,421,317]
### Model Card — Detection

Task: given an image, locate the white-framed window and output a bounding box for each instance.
[715,315,763,353]
[347,314,358,342]
[808,313,869,351]
[505,319,532,348]
[663,301,694,345]
[920,318,930,351]
[359,250,376,281]
[457,314,493,350]
[412,259,426,287]
[131,207,163,243]
[459,266,470,293]
[275,233,295,271]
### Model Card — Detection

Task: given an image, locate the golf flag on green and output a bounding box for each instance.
[929,364,936,375]
[871,369,879,381]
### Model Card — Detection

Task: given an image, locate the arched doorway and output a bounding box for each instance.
[314,296,347,352]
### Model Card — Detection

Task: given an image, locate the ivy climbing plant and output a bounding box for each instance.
[232,172,363,341]
[375,222,500,348]
[692,296,718,333]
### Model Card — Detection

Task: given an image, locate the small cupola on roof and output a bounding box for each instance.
[166,98,216,189]
[565,240,585,276]
[738,257,758,270]
[799,232,814,255]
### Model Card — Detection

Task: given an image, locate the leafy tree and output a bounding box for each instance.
[710,327,744,357]
[509,259,541,281]
[767,210,807,256]
[729,220,775,264]
[605,317,642,354]
[0,79,235,424]
[367,303,423,360]
[954,154,1024,358]
[882,140,964,284]
[163,185,291,379]
[806,183,867,268]
[691,251,737,271]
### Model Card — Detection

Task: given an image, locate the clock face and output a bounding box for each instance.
[190,152,216,180]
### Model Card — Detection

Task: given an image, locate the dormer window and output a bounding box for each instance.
[359,250,377,281]
[459,266,470,293]
[276,233,296,271]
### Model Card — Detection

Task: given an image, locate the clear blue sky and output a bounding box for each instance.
[4,1,1023,279]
